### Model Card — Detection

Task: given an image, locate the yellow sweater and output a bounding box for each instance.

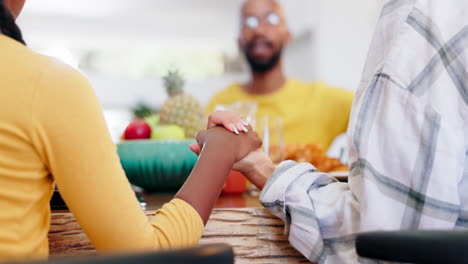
[207,80,354,149]
[0,35,203,261]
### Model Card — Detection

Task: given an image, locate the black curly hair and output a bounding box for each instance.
[0,0,25,45]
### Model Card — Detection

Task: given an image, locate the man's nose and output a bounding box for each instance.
[252,23,268,37]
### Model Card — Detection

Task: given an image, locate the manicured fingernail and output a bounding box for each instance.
[231,124,239,134]
[242,126,249,132]
[241,120,249,126]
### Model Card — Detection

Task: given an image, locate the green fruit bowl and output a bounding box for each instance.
[117,139,198,192]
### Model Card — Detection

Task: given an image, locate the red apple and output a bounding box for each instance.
[124,119,152,140]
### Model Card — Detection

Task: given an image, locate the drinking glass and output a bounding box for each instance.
[255,116,285,164]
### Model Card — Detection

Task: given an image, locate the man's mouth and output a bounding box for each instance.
[248,39,273,58]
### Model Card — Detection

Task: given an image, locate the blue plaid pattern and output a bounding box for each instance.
[260,1,468,263]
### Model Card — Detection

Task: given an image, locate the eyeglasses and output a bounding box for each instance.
[243,13,281,29]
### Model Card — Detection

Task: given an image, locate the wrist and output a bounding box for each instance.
[203,136,237,165]
[202,128,239,164]
[175,136,235,225]
[240,153,275,190]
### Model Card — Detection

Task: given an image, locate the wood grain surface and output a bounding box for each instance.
[49,208,311,263]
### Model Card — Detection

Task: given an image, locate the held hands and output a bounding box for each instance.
[189,111,274,189]
[207,111,250,134]
[189,111,261,162]
[174,111,260,224]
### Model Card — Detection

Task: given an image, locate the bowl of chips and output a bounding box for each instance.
[284,144,349,173]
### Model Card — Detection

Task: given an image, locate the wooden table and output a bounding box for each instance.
[142,192,263,211]
[49,194,311,263]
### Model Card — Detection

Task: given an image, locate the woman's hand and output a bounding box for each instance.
[188,110,273,191]
[190,110,250,155]
[190,127,274,190]
[194,126,262,164]
[175,126,261,224]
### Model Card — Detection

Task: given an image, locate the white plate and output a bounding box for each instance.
[329,171,349,182]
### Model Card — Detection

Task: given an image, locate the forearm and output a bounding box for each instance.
[235,151,275,190]
[259,161,360,263]
[243,159,275,190]
[175,140,235,225]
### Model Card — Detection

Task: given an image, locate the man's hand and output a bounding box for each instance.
[207,111,249,134]
[233,150,275,190]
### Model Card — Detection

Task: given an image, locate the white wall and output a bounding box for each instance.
[82,0,386,110]
[284,31,317,82]
[86,71,247,109]
[314,0,386,90]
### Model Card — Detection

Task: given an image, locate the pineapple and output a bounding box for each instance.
[132,102,153,118]
[159,70,205,138]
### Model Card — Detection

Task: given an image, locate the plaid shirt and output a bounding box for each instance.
[260,0,468,263]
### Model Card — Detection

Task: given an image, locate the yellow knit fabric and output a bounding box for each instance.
[0,35,203,261]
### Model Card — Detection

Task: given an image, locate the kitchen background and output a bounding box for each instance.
[17,0,387,142]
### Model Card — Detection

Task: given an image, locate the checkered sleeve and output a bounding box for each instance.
[261,0,468,263]
[260,161,361,263]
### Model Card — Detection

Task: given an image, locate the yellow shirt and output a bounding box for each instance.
[207,79,354,149]
[0,35,203,261]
